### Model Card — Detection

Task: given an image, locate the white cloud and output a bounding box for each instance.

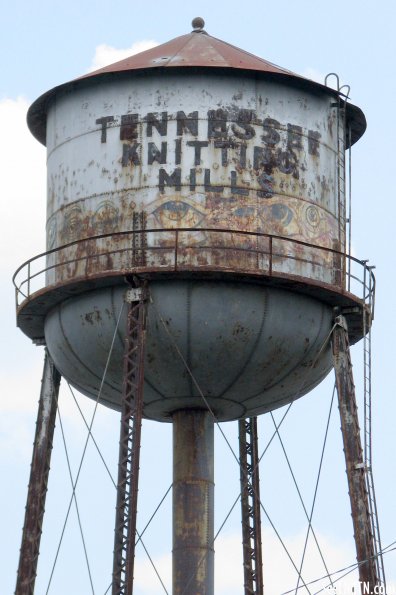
[0,95,112,458]
[0,412,36,460]
[134,549,172,593]
[132,529,363,594]
[215,530,361,594]
[0,96,46,456]
[1,360,43,414]
[88,40,159,72]
[0,97,46,275]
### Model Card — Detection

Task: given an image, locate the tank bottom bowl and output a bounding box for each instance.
[44,279,333,421]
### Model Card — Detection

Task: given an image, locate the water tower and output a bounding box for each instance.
[13,18,385,594]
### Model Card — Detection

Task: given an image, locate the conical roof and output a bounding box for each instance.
[78,26,297,78]
[27,18,366,145]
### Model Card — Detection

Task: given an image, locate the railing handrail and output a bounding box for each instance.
[12,227,372,282]
[12,227,375,317]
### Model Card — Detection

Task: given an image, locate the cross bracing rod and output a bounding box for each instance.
[332,315,380,591]
[15,350,61,595]
[238,416,264,595]
[112,283,148,595]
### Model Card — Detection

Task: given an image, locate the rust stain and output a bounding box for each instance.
[83,310,102,325]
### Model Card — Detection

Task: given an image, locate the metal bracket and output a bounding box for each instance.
[125,288,143,303]
[340,307,360,316]
[334,314,348,331]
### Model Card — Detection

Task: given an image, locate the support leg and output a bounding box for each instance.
[173,409,214,595]
[15,350,61,595]
[112,285,147,594]
[239,417,264,595]
[332,315,379,590]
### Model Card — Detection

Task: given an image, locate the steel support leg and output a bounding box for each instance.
[173,409,214,595]
[15,350,61,595]
[332,315,379,590]
[238,417,264,595]
[112,285,147,595]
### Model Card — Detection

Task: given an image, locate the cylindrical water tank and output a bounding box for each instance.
[20,24,366,421]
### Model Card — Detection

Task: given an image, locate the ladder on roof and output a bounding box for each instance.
[337,93,347,259]
[325,74,351,288]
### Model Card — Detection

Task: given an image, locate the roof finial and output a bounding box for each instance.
[191,17,206,33]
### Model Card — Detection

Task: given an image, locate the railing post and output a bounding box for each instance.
[269,236,273,276]
[256,232,260,271]
[27,262,31,298]
[369,267,376,319]
[174,229,178,271]
[85,240,89,276]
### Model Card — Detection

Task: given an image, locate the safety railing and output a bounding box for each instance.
[13,228,375,318]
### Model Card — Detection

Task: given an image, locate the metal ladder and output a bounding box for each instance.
[337,98,347,256]
[326,72,386,586]
[325,74,351,286]
[363,268,386,588]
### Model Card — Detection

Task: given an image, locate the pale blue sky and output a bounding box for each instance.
[1,1,395,593]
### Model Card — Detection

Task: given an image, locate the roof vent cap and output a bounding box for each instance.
[191,17,207,34]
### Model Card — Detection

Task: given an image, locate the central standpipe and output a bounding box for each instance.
[173,410,215,595]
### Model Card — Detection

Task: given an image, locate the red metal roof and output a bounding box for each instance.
[78,29,297,80]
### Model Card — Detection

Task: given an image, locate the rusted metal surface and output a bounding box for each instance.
[17,29,372,423]
[42,73,345,279]
[15,350,61,595]
[132,212,147,267]
[27,24,365,148]
[173,409,214,595]
[25,58,365,347]
[112,282,147,594]
[83,25,297,78]
[239,417,263,595]
[13,227,374,348]
[332,315,380,591]
[13,228,374,308]
[41,281,334,421]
